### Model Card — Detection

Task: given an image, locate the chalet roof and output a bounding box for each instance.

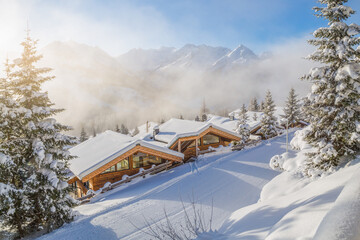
[69,130,183,180]
[154,118,241,147]
[207,115,261,133]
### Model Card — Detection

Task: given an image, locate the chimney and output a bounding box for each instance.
[153,125,160,139]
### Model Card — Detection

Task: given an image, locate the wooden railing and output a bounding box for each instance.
[231,139,262,151]
[76,161,173,203]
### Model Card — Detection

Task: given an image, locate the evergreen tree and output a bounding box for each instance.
[179,115,184,120]
[0,58,32,236]
[236,104,250,144]
[115,124,120,133]
[80,127,88,142]
[252,112,257,121]
[195,116,200,121]
[1,32,77,235]
[239,104,249,123]
[201,114,207,122]
[248,97,259,111]
[200,98,209,116]
[259,90,278,139]
[120,124,129,135]
[132,126,140,136]
[301,0,360,175]
[281,88,301,127]
[260,100,265,111]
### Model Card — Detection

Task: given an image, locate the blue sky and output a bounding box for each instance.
[0,0,360,55]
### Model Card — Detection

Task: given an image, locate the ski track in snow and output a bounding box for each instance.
[37,133,293,240]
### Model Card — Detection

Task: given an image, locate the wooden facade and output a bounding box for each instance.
[68,126,240,198]
[170,126,240,161]
[68,145,182,198]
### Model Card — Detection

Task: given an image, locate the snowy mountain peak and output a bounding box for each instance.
[212,44,258,70]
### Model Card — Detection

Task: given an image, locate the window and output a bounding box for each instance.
[188,139,201,148]
[102,158,129,174]
[133,152,165,168]
[116,158,129,171]
[203,134,220,145]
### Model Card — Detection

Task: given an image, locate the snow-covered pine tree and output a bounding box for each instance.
[301,0,360,175]
[80,127,88,142]
[236,104,250,144]
[281,88,301,127]
[252,112,257,121]
[115,124,120,133]
[201,114,207,122]
[260,100,265,111]
[195,116,200,121]
[248,97,259,111]
[9,32,77,233]
[132,126,140,136]
[259,90,278,139]
[120,124,129,135]
[0,58,33,236]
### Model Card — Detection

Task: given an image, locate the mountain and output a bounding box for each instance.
[117,44,254,72]
[212,44,258,70]
[117,47,176,72]
[37,41,312,135]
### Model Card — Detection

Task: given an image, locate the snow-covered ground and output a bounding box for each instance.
[37,131,360,240]
[38,132,291,240]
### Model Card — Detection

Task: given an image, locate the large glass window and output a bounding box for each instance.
[132,152,165,168]
[102,158,129,174]
[116,159,129,171]
[188,139,201,148]
[203,134,220,145]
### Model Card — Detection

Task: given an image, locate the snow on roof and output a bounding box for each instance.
[69,130,183,180]
[207,115,261,133]
[154,118,240,147]
[155,119,206,144]
[132,121,158,139]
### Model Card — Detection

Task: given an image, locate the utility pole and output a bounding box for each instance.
[286,119,289,154]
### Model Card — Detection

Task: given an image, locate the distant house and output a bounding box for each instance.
[68,118,243,198]
[68,131,183,198]
[152,119,241,160]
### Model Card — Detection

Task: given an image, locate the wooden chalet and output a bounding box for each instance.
[67,131,183,198]
[153,119,241,160]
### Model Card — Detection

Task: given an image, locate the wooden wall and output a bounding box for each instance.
[182,135,231,160]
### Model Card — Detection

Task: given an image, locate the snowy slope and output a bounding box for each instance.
[220,157,360,240]
[37,131,359,239]
[37,132,292,240]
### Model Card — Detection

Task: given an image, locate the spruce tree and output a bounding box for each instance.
[120,124,129,135]
[248,97,259,111]
[260,100,265,111]
[236,104,250,144]
[132,126,140,136]
[80,127,88,142]
[281,88,301,127]
[201,114,207,122]
[6,32,77,234]
[252,112,257,121]
[0,59,33,236]
[302,0,360,175]
[259,90,278,139]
